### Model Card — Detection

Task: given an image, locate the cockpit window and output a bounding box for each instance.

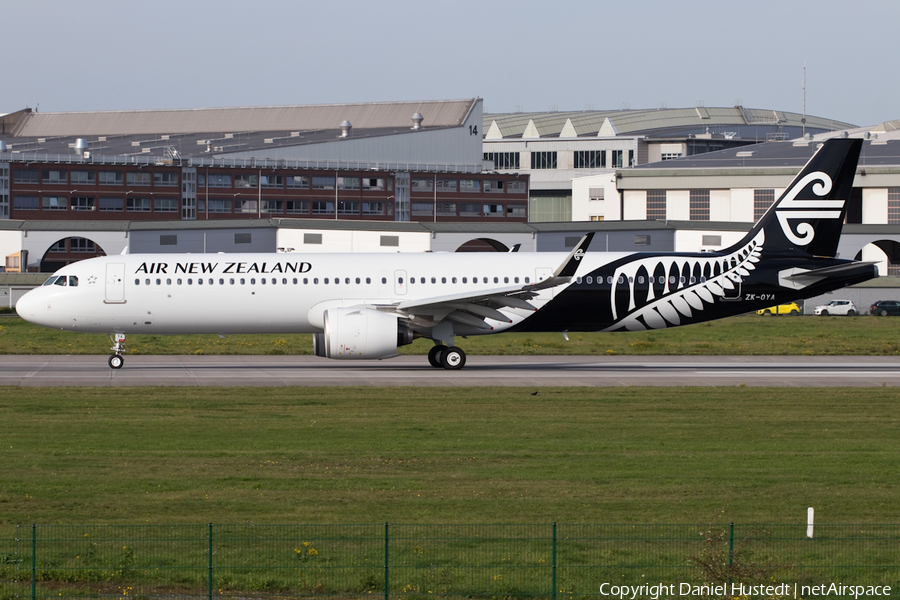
[42,276,58,286]
[68,276,78,287]
[54,277,68,287]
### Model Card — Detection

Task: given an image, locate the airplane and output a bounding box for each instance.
[16,138,877,370]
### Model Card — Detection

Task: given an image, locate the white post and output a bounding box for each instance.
[807,507,814,539]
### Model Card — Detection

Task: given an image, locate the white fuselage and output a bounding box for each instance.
[15,251,629,335]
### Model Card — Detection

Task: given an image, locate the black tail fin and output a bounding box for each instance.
[733,138,862,258]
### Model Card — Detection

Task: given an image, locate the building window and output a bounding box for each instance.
[689,190,710,221]
[611,150,624,168]
[304,233,322,244]
[71,171,95,185]
[889,188,900,224]
[483,152,520,170]
[127,172,151,186]
[260,175,283,189]
[754,189,775,222]
[70,238,97,253]
[234,174,258,188]
[154,198,179,212]
[531,151,557,169]
[483,204,504,217]
[337,177,360,190]
[43,170,67,184]
[412,179,434,192]
[127,197,152,212]
[646,190,666,220]
[574,151,606,169]
[436,202,457,217]
[337,201,359,214]
[507,180,526,193]
[286,200,309,214]
[236,200,258,213]
[99,197,123,211]
[507,204,526,217]
[362,178,385,191]
[13,169,39,184]
[634,235,651,246]
[286,175,309,189]
[261,200,284,213]
[71,196,95,211]
[99,171,123,186]
[234,233,252,244]
[437,179,457,192]
[312,176,335,190]
[154,172,179,186]
[412,202,433,217]
[206,199,231,213]
[42,196,67,210]
[312,201,334,214]
[484,180,504,193]
[362,202,384,215]
[160,235,178,246]
[459,203,481,217]
[207,174,231,188]
[380,235,399,247]
[13,195,39,209]
[702,235,722,246]
[460,179,481,193]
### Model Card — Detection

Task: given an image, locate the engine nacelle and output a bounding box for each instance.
[312,308,412,359]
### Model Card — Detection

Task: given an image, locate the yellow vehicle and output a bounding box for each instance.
[757,302,801,316]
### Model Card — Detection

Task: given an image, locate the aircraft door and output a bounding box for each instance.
[394,270,408,295]
[105,263,126,303]
[722,274,742,300]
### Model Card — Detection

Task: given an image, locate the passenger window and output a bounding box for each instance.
[576,277,583,284]
[355,277,360,284]
[462,277,467,283]
[452,277,457,283]
[409,278,414,285]
[145,279,151,285]
[283,278,288,285]
[156,279,161,285]
[442,277,447,284]
[324,278,329,284]
[397,277,403,284]
[586,276,592,284]
[493,277,499,283]
[198,279,203,285]
[188,278,193,285]
[177,278,182,285]
[314,278,319,284]
[504,277,509,283]
[293,278,298,284]
[208,278,213,285]
[607,276,614,285]
[167,278,172,285]
[483,277,488,283]
[219,278,224,285]
[230,278,235,285]
[381,277,387,284]
[133,279,139,286]
[514,277,519,283]
[366,277,371,284]
[303,278,308,284]
[431,277,436,284]
[525,277,530,283]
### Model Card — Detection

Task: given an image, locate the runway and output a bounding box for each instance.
[2,354,899,387]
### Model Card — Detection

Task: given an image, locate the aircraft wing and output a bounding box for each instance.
[367,233,594,330]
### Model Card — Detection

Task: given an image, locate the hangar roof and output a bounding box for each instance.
[483,106,855,140]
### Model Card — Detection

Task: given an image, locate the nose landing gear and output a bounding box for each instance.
[108,333,126,369]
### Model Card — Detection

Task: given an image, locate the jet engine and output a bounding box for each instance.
[312,307,413,359]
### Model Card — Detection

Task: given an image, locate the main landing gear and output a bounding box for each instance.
[428,344,467,370]
[108,333,125,369]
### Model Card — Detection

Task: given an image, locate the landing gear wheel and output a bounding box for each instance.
[109,355,124,369]
[440,346,466,370]
[428,345,448,368]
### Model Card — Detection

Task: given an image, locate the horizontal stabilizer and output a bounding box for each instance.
[786,261,878,278]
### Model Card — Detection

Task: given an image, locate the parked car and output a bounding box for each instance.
[870,300,900,316]
[757,302,801,315]
[813,299,857,316]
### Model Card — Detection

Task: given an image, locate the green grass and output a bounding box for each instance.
[1,386,897,526]
[4,314,900,356]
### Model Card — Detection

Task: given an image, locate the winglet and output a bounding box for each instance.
[554,232,594,278]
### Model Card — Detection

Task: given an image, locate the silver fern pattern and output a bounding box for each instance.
[603,230,765,331]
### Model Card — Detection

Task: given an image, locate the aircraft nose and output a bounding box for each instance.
[15,289,40,322]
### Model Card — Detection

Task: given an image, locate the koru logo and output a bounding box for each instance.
[573,249,585,261]
[775,171,844,246]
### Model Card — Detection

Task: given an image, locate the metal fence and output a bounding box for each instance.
[1,524,897,600]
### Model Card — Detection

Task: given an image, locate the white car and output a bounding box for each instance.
[813,299,857,316]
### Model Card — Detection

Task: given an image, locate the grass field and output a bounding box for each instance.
[1,386,897,527]
[4,314,900,356]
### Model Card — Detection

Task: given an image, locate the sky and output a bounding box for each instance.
[3,0,898,126]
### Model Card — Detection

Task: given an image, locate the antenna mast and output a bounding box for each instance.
[802,64,807,138]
